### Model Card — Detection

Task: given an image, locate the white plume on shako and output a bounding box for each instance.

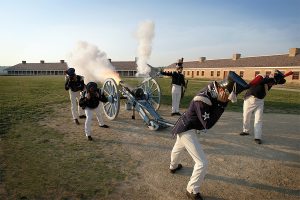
[135,20,155,77]
[67,41,121,83]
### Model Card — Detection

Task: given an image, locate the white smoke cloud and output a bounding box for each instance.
[67,41,120,83]
[136,20,155,77]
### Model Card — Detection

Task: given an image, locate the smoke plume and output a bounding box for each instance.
[67,41,120,83]
[136,20,155,77]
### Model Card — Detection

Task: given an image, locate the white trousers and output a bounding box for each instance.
[84,106,105,136]
[172,84,182,113]
[170,130,208,194]
[69,90,84,119]
[243,96,264,139]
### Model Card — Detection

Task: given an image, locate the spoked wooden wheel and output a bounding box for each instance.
[139,78,161,111]
[102,78,120,120]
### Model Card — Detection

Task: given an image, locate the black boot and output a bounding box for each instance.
[74,119,80,125]
[240,132,249,136]
[170,164,183,174]
[254,139,262,144]
[186,191,204,200]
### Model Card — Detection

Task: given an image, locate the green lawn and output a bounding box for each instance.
[125,77,300,114]
[0,76,299,199]
[0,76,135,199]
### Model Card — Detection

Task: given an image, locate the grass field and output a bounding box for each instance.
[0,76,299,199]
[125,77,300,114]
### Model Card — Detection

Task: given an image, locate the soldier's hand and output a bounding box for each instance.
[87,93,91,99]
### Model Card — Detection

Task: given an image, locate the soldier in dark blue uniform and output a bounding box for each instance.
[160,58,186,116]
[65,68,86,125]
[169,71,249,200]
[79,82,109,141]
[240,70,291,144]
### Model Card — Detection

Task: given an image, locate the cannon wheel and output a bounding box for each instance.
[140,78,161,111]
[102,78,120,120]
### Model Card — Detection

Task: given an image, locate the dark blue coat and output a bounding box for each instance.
[171,82,228,137]
[161,71,185,86]
[65,75,85,92]
[244,77,274,99]
[79,89,108,109]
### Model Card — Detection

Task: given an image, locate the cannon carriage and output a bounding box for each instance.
[101,77,174,130]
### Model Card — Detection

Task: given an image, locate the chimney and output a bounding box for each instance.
[289,48,300,57]
[232,53,241,60]
[108,58,112,62]
[199,57,206,62]
[40,60,44,64]
[22,61,26,64]
[60,60,65,63]
[135,57,138,62]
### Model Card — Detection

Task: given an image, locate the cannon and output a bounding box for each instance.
[101,77,174,130]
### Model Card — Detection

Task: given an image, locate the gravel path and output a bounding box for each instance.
[47,105,300,200]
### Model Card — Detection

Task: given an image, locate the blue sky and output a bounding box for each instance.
[0,0,299,67]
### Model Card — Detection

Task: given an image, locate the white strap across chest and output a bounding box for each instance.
[193,96,212,106]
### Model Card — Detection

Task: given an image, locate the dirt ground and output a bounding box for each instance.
[45,105,300,200]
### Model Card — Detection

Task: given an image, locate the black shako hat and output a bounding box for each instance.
[86,82,98,91]
[273,70,286,84]
[219,71,249,94]
[209,71,249,99]
[176,57,184,68]
[66,68,76,77]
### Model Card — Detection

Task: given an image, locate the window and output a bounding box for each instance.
[210,71,214,76]
[196,71,199,76]
[201,71,204,76]
[255,71,260,77]
[217,71,220,77]
[187,71,190,76]
[292,71,299,80]
[183,71,185,75]
[240,71,244,77]
[266,71,271,76]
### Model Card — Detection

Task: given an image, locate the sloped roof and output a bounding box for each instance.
[6,61,153,71]
[111,61,138,70]
[167,54,300,69]
[6,62,68,71]
[111,61,153,71]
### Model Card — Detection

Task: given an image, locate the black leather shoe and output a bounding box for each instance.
[171,113,176,116]
[74,119,80,125]
[240,132,249,136]
[79,115,86,119]
[88,136,93,141]
[254,139,262,144]
[186,191,204,200]
[100,124,109,128]
[175,112,181,116]
[170,164,183,174]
